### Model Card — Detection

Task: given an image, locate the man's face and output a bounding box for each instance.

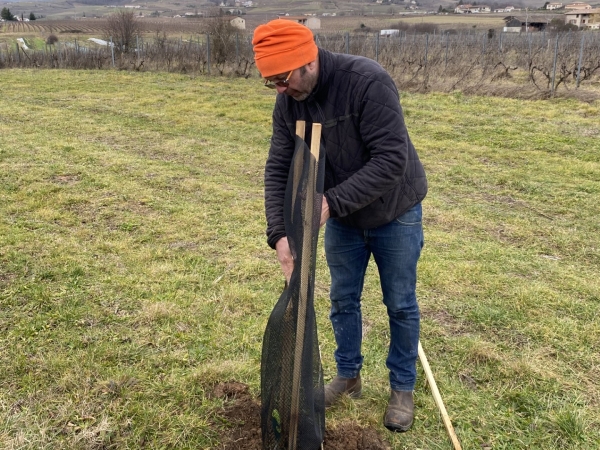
[267,65,319,102]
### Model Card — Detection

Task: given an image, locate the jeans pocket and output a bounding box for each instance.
[394,203,422,226]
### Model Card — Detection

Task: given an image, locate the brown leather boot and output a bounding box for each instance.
[384,390,414,432]
[324,375,362,407]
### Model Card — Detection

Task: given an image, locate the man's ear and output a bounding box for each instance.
[307,59,318,72]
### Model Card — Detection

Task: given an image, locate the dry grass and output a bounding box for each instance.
[319,13,507,32]
[0,69,599,449]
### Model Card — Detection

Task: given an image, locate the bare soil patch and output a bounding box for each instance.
[212,382,390,450]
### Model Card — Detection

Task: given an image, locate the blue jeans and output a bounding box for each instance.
[324,203,424,391]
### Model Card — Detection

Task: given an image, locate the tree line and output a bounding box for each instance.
[1,8,37,21]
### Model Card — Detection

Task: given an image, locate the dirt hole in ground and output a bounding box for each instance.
[212,382,390,450]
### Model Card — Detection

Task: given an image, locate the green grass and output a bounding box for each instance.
[0,69,599,449]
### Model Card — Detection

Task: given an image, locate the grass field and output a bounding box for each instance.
[0,69,599,449]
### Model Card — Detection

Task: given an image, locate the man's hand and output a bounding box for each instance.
[320,196,330,227]
[275,197,328,282]
[275,237,294,283]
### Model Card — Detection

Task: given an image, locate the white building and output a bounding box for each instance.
[564,8,600,26]
[455,4,490,13]
[278,15,321,30]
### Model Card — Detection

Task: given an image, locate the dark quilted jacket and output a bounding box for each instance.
[264,48,427,249]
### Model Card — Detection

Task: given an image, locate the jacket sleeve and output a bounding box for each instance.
[264,100,295,249]
[324,74,410,219]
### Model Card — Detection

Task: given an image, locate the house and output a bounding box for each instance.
[455,4,472,13]
[546,2,563,9]
[455,4,490,13]
[277,15,321,30]
[564,2,591,9]
[503,15,551,32]
[306,16,321,28]
[564,8,600,27]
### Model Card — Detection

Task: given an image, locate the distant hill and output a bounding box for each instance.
[4,0,585,23]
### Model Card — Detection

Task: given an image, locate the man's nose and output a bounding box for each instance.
[275,84,288,94]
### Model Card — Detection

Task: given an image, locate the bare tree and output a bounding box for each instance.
[204,17,238,74]
[105,10,140,53]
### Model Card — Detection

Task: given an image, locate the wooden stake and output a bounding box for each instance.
[289,122,321,450]
[418,341,462,450]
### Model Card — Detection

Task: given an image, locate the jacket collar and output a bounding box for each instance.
[306,48,333,103]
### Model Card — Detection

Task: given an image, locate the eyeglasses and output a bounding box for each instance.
[264,70,294,89]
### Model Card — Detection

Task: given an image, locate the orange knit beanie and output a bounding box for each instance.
[252,19,318,78]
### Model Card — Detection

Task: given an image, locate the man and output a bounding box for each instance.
[253,19,427,432]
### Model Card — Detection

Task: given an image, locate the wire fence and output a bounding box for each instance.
[1,30,599,97]
[317,30,600,96]
[0,33,255,75]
